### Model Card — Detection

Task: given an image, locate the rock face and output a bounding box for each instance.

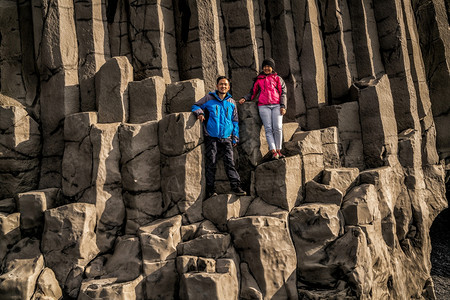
[0,0,448,299]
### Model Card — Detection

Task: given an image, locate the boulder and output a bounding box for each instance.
[0,238,44,300]
[161,145,204,208]
[166,79,205,113]
[289,203,343,286]
[0,96,40,198]
[138,215,182,263]
[123,191,164,234]
[342,184,380,226]
[203,194,252,231]
[129,76,166,123]
[0,212,20,261]
[158,112,203,156]
[96,56,133,123]
[180,259,238,300]
[78,276,144,300]
[103,236,142,282]
[255,155,302,210]
[17,188,59,236]
[119,122,160,192]
[228,216,297,299]
[31,267,63,300]
[322,167,360,196]
[41,203,99,297]
[177,233,231,259]
[143,260,178,300]
[304,180,343,206]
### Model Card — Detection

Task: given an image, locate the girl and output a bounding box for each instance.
[239,58,287,160]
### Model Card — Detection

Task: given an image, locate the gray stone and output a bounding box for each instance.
[166,78,205,114]
[322,167,360,196]
[177,233,231,259]
[128,0,179,82]
[119,122,160,192]
[228,216,297,300]
[0,212,20,262]
[96,56,133,123]
[0,198,15,214]
[0,238,44,300]
[129,76,166,123]
[319,0,357,100]
[143,260,178,300]
[158,112,203,156]
[203,194,252,231]
[103,236,142,282]
[319,102,364,169]
[34,0,80,188]
[320,127,341,168]
[31,267,63,300]
[74,0,110,112]
[245,197,287,219]
[123,191,164,234]
[342,184,380,226]
[174,0,227,92]
[89,123,125,252]
[138,215,182,263]
[62,112,97,200]
[0,96,41,198]
[347,0,384,79]
[108,0,132,60]
[17,188,59,236]
[255,155,302,211]
[78,276,144,300]
[161,145,204,207]
[353,75,399,168]
[42,203,99,297]
[289,203,343,286]
[305,180,343,206]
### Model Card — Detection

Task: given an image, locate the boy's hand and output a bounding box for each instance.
[280,108,286,115]
[198,115,205,122]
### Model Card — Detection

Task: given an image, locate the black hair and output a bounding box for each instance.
[216,76,231,85]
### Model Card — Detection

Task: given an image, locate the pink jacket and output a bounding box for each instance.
[243,72,287,107]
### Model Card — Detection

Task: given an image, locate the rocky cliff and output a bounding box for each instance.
[0,0,448,299]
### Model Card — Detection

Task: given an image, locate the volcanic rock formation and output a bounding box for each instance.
[0,0,448,299]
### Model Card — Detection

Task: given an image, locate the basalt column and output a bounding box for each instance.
[74,0,111,112]
[33,0,80,188]
[128,0,179,82]
[174,0,228,92]
[412,0,450,161]
[265,0,307,126]
[220,0,263,99]
[0,0,39,108]
[319,0,358,102]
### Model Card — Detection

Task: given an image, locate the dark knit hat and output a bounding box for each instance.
[262,58,275,69]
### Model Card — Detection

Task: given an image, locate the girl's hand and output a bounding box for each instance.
[239,98,246,104]
[280,108,286,115]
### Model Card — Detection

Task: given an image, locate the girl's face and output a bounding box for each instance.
[263,65,273,74]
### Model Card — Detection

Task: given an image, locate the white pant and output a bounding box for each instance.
[258,104,283,150]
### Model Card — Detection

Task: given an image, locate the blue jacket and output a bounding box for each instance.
[191,91,239,143]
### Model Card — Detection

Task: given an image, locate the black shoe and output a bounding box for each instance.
[232,187,246,196]
[206,187,218,198]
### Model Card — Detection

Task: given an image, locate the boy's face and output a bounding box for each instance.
[216,78,230,94]
[263,65,273,74]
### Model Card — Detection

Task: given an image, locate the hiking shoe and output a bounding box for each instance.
[206,187,218,198]
[277,150,285,159]
[232,187,247,196]
[271,150,279,160]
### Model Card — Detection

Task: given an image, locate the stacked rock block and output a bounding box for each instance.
[0,0,449,299]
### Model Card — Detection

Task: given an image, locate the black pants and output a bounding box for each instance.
[204,136,240,189]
